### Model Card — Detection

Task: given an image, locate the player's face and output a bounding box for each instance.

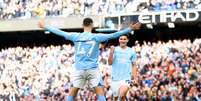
[119,36,128,47]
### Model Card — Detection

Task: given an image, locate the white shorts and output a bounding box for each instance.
[111,80,131,97]
[70,68,103,89]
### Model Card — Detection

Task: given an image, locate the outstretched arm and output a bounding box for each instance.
[95,22,141,42]
[38,20,77,41]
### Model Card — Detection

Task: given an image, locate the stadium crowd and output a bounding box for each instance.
[1,0,201,19]
[0,38,201,101]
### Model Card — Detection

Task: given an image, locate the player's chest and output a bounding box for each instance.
[115,51,132,60]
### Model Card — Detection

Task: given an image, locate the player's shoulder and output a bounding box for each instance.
[115,46,121,50]
[126,47,132,51]
[72,32,81,37]
[127,47,136,53]
[127,47,132,50]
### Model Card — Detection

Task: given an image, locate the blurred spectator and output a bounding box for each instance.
[1,0,201,19]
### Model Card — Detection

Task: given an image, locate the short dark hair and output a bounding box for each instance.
[83,18,93,27]
[120,34,129,39]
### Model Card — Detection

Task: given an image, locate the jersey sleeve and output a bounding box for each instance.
[94,28,132,42]
[45,26,78,41]
[131,50,137,63]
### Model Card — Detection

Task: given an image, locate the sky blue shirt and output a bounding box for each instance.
[111,46,136,81]
[45,26,132,70]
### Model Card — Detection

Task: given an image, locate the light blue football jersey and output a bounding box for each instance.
[45,26,132,70]
[111,46,136,81]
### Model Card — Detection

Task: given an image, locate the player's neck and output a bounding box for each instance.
[120,45,127,49]
[84,27,92,33]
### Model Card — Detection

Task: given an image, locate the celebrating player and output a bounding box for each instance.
[108,34,137,101]
[38,18,141,101]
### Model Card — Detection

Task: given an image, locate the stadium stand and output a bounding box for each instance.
[0,0,201,19]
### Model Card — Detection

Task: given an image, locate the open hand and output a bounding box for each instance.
[38,19,45,28]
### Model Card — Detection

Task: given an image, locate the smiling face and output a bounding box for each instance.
[119,35,129,48]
